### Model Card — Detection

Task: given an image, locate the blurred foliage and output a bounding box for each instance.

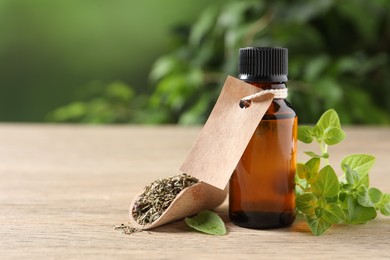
[47,82,137,123]
[0,0,221,122]
[50,0,390,124]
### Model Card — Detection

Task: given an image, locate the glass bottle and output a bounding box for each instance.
[229,47,298,229]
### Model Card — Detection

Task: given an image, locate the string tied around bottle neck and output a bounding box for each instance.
[239,88,288,109]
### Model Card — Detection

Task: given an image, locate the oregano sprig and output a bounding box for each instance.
[296,109,390,235]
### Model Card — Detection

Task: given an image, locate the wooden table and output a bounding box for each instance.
[1,125,389,259]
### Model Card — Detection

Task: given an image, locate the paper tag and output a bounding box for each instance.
[179,76,274,190]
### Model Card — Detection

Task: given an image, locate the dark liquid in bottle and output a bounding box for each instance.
[229,112,297,229]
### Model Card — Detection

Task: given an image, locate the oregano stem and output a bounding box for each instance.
[320,141,330,165]
[296,182,305,191]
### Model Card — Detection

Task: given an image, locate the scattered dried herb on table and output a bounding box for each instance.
[132,173,199,225]
[113,224,141,235]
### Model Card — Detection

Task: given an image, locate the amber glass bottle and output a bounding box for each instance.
[229,47,297,229]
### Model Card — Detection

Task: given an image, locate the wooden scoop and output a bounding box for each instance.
[128,77,273,230]
[128,182,227,230]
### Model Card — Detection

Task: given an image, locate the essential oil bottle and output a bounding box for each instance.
[229,47,298,229]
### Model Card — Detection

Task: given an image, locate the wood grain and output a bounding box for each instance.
[0,124,389,259]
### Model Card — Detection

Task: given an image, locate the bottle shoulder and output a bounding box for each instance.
[263,99,296,120]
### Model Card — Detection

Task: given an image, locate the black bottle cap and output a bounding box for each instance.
[238,47,288,82]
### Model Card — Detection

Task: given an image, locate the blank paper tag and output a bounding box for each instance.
[180,76,274,190]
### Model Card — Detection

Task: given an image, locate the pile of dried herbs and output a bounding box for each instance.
[132,173,199,225]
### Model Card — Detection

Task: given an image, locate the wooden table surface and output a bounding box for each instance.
[1,124,389,259]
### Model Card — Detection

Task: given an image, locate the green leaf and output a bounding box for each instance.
[357,186,373,207]
[296,193,318,215]
[341,183,355,192]
[304,151,329,159]
[189,6,219,47]
[322,203,345,223]
[306,158,321,174]
[149,55,180,83]
[304,55,331,81]
[323,126,345,145]
[380,203,390,216]
[379,194,390,216]
[296,163,308,179]
[344,164,360,185]
[306,216,332,236]
[311,125,323,139]
[295,174,307,195]
[346,195,377,224]
[339,195,350,211]
[305,158,321,183]
[185,210,226,235]
[355,185,383,208]
[315,207,324,218]
[312,165,339,198]
[305,151,321,158]
[298,126,313,143]
[316,109,341,135]
[369,187,383,204]
[341,154,376,187]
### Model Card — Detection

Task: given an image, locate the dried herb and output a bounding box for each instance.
[113,223,141,235]
[132,173,199,225]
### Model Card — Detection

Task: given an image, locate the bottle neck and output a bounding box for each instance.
[243,81,287,90]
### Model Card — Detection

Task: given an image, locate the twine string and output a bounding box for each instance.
[239,88,288,109]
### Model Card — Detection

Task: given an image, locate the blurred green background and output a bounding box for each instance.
[1,0,389,124]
